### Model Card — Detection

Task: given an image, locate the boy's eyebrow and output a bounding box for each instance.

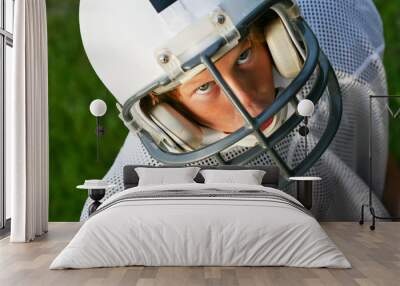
[181,39,251,94]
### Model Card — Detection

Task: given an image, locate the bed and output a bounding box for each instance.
[50,165,350,269]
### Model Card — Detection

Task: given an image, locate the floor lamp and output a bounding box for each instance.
[360,95,400,230]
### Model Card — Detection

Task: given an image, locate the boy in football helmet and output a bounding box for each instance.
[79,0,389,220]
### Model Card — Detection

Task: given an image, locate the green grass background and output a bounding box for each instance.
[47,0,126,221]
[47,0,400,221]
[374,0,400,162]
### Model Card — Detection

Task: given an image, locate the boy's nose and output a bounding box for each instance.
[222,72,264,118]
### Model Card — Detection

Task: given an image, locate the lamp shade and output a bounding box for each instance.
[89,99,107,117]
[297,99,315,117]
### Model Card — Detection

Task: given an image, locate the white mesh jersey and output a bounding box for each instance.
[80,0,389,221]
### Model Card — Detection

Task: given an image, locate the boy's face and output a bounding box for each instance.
[170,37,276,133]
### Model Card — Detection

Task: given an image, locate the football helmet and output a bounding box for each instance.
[79,0,342,177]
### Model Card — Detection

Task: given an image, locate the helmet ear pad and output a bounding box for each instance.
[147,102,203,151]
[264,17,303,79]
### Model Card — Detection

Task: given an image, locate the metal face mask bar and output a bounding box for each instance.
[121,11,342,177]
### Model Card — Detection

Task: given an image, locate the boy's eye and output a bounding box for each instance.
[236,48,252,65]
[195,82,214,95]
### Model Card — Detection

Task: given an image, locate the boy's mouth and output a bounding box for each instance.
[260,117,274,131]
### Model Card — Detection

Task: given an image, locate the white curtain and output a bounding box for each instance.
[7,0,49,242]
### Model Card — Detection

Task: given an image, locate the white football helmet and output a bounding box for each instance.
[79,0,342,177]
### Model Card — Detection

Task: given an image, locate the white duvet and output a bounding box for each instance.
[50,183,351,269]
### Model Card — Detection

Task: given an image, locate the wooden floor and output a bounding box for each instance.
[0,222,399,286]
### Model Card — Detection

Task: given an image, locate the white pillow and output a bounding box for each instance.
[135,167,200,186]
[200,169,266,185]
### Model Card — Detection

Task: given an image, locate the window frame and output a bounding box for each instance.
[0,0,14,231]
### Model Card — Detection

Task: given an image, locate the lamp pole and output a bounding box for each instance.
[90,99,107,162]
[297,99,314,160]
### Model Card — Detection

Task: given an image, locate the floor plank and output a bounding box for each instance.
[0,222,399,286]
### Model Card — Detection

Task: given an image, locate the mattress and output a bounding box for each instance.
[50,183,351,269]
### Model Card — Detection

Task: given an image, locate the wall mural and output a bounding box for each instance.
[47,0,400,221]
